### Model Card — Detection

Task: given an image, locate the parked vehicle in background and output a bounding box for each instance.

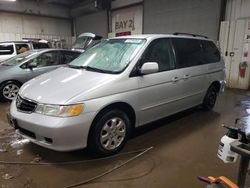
[0,40,50,63]
[0,49,80,101]
[9,34,225,156]
[72,32,102,52]
[30,39,50,49]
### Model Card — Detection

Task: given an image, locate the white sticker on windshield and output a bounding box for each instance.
[125,39,144,44]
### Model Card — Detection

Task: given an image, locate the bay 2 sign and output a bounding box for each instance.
[112,5,143,36]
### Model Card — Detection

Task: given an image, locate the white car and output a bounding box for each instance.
[0,40,50,62]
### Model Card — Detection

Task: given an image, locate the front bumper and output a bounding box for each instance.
[9,99,95,151]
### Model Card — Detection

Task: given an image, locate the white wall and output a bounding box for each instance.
[0,12,72,48]
[226,0,250,21]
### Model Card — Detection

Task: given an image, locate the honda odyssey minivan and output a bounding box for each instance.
[9,34,226,155]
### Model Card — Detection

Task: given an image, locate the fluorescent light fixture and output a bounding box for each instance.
[0,0,16,2]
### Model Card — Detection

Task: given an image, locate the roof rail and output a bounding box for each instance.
[173,32,208,39]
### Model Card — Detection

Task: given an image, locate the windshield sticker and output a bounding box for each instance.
[124,39,144,44]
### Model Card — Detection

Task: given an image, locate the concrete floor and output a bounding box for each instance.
[0,89,249,188]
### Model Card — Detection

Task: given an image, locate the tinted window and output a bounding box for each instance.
[33,42,50,49]
[16,44,30,54]
[62,51,80,64]
[202,40,220,63]
[141,38,175,72]
[172,38,203,68]
[0,44,14,55]
[32,51,61,67]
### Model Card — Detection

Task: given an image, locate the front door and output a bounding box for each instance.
[21,51,63,82]
[137,38,182,125]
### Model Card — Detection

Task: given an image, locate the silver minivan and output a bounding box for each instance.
[9,34,226,155]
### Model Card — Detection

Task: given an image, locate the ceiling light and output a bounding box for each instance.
[0,0,16,2]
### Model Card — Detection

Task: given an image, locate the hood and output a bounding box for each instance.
[19,67,117,104]
[0,64,14,71]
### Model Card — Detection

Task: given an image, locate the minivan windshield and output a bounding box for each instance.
[1,50,38,66]
[69,38,146,73]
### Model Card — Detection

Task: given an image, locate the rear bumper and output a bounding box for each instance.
[9,99,95,151]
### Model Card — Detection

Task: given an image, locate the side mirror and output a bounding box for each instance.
[27,61,37,69]
[140,62,159,75]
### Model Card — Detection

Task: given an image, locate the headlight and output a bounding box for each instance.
[35,103,84,117]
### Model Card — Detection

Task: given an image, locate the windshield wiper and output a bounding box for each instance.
[81,66,109,73]
[68,64,117,74]
[68,64,83,69]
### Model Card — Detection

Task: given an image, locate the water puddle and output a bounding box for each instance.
[10,138,30,149]
[0,129,154,188]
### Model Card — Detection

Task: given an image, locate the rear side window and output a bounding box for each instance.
[16,44,30,54]
[201,40,220,63]
[140,38,175,72]
[172,38,203,68]
[0,44,14,55]
[62,51,80,64]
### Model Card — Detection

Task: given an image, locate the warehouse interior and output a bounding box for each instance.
[0,0,250,187]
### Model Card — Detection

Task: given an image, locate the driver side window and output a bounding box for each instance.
[140,38,175,72]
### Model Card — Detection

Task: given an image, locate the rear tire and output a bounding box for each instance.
[202,85,218,110]
[88,109,131,156]
[0,81,21,102]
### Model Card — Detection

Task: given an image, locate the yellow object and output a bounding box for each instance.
[207,176,239,188]
[67,104,84,116]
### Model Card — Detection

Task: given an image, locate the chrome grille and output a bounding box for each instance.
[16,95,37,113]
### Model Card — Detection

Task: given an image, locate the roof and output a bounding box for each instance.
[30,48,81,53]
[0,41,31,44]
[0,40,49,44]
[112,34,212,41]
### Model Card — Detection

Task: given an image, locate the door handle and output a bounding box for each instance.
[171,77,179,82]
[183,75,191,80]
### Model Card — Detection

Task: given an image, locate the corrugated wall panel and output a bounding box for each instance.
[143,0,221,40]
[74,11,108,38]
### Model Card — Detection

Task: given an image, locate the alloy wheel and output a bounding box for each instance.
[100,117,126,150]
[2,84,19,100]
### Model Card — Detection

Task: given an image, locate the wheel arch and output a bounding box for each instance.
[87,102,136,144]
[0,79,23,87]
[209,81,221,93]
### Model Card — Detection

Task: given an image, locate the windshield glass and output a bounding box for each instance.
[72,36,91,49]
[1,51,38,66]
[69,38,146,73]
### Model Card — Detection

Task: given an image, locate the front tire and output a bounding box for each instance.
[0,81,21,102]
[202,85,218,110]
[88,109,131,156]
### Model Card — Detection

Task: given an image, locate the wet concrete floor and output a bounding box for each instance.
[0,89,250,188]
